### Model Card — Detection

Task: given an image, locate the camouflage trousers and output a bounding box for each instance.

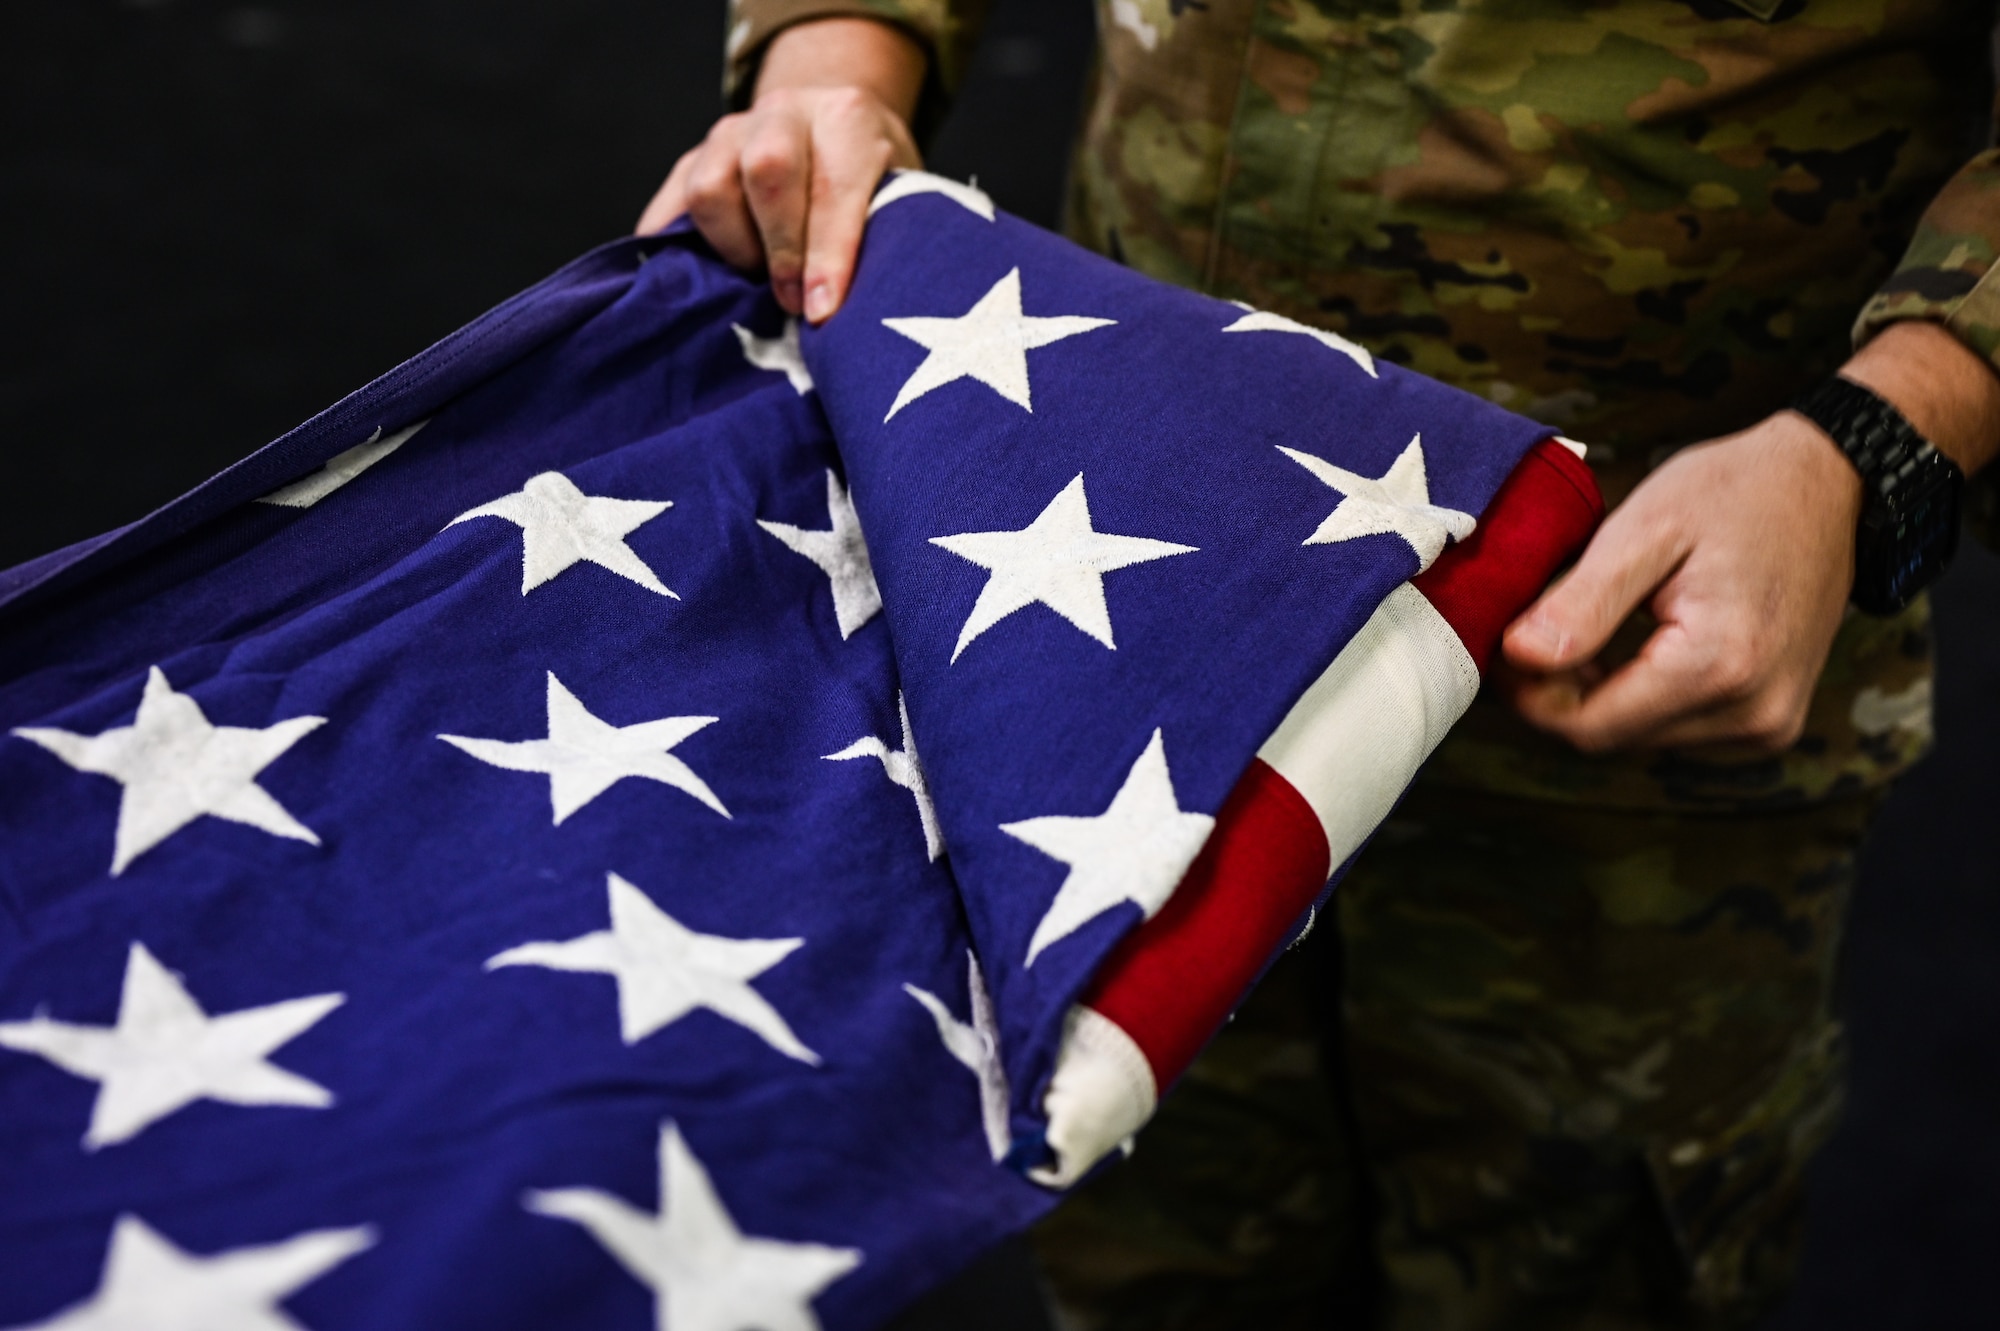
[1033,785,1879,1331]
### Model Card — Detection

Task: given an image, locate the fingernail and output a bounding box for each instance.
[774,277,803,314]
[804,280,834,324]
[1513,615,1568,661]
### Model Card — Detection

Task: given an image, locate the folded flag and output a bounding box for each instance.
[0,172,1599,1330]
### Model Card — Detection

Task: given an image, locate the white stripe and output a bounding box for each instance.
[1029,1006,1156,1189]
[1256,582,1479,868]
[1034,582,1477,1189]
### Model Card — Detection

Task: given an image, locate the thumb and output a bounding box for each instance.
[1503,507,1687,672]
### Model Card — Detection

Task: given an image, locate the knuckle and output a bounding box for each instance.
[1744,695,1806,752]
[686,152,737,208]
[1700,635,1760,699]
[816,85,874,122]
[856,139,900,185]
[753,87,800,118]
[741,138,796,198]
[702,111,750,152]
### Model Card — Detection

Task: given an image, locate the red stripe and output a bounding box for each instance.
[1412,437,1605,673]
[1074,437,1604,1091]
[1077,757,1329,1084]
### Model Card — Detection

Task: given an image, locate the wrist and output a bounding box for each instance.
[755,17,927,125]
[1840,321,2000,476]
[1764,410,1865,530]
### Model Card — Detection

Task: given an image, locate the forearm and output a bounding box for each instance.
[1838,320,2000,475]
[1846,148,2000,475]
[755,16,926,123]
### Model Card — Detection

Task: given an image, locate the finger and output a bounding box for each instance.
[683,116,763,270]
[739,107,814,314]
[635,150,698,235]
[799,100,900,323]
[1502,500,1689,673]
[1510,617,1753,752]
[1591,649,1809,753]
[1519,671,1797,753]
[1620,698,1796,752]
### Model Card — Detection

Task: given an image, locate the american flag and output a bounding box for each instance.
[0,172,1598,1330]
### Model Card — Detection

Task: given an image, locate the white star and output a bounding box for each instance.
[447,471,676,598]
[439,673,727,823]
[1279,433,1476,572]
[525,1121,860,1331]
[0,943,342,1149]
[868,169,996,221]
[1002,730,1215,965]
[930,473,1196,661]
[758,470,881,639]
[1221,306,1377,378]
[12,667,326,876]
[903,952,1010,1161]
[880,269,1113,420]
[256,420,427,508]
[5,1213,373,1331]
[824,692,941,859]
[488,873,817,1063]
[733,319,813,395]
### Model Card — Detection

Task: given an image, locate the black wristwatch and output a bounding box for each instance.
[1791,375,1963,615]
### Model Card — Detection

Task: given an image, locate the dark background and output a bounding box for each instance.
[7,2,1999,1326]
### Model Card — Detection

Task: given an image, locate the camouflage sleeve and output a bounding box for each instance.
[1853,149,2000,545]
[723,0,990,110]
[1853,148,2000,368]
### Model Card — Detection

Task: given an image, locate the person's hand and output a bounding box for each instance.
[637,18,925,324]
[1500,417,1861,752]
[1500,320,2000,754]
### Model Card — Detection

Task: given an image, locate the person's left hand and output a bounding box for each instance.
[1499,412,1862,753]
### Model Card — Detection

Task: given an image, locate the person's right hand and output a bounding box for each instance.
[637,18,926,325]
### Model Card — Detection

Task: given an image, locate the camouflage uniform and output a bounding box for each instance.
[1034,790,1874,1329]
[722,1,2000,1324]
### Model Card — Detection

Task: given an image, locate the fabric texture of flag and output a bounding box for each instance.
[0,172,1600,1330]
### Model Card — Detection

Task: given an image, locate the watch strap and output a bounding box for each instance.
[1791,375,1960,504]
[1792,375,1963,614]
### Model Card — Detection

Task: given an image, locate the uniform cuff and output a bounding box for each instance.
[1852,148,2000,372]
[724,0,985,125]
